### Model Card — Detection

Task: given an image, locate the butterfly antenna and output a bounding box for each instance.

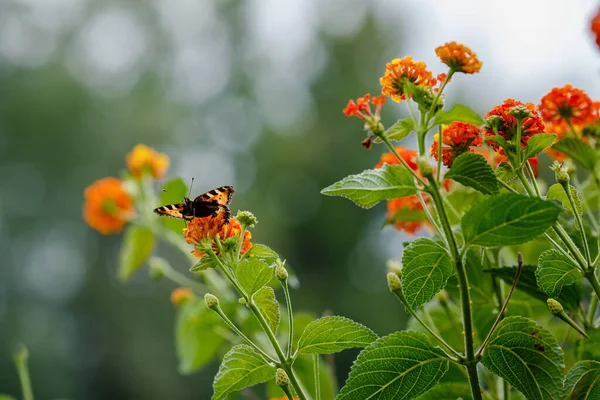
[188,177,194,198]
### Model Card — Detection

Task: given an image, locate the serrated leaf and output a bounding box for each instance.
[434,103,484,126]
[118,225,155,282]
[496,162,517,183]
[298,316,378,355]
[336,331,449,400]
[564,360,600,399]
[536,249,582,298]
[159,178,189,234]
[237,259,274,296]
[445,152,499,195]
[212,344,275,400]
[461,193,561,247]
[176,302,225,374]
[415,382,472,400]
[246,244,280,265]
[375,118,414,143]
[253,286,280,334]
[525,133,557,159]
[546,184,583,216]
[489,265,583,312]
[553,138,598,171]
[321,164,417,209]
[190,255,218,272]
[481,316,564,400]
[401,238,454,309]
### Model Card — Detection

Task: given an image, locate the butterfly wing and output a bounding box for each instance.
[193,185,235,206]
[153,203,192,220]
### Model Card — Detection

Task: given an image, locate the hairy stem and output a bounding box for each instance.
[313,354,321,400]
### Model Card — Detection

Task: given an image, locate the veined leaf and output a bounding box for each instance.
[253,286,280,334]
[336,331,449,400]
[445,152,499,195]
[401,238,454,309]
[212,344,275,400]
[434,103,484,126]
[237,259,274,296]
[190,255,218,272]
[246,244,280,265]
[496,162,517,183]
[118,225,155,282]
[321,164,417,209]
[536,249,582,298]
[564,360,600,399]
[461,193,561,247]
[524,133,557,159]
[159,178,188,234]
[374,118,414,143]
[553,138,598,171]
[546,184,583,216]
[415,382,472,400]
[481,316,564,400]
[298,316,378,355]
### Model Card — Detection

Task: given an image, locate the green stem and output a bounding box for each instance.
[282,281,294,358]
[416,191,445,241]
[436,125,443,182]
[525,161,541,198]
[588,294,598,329]
[426,70,453,122]
[503,380,511,400]
[380,135,427,186]
[235,225,247,262]
[563,182,592,267]
[281,383,297,400]
[514,117,523,167]
[313,354,321,400]
[14,345,34,400]
[497,179,518,194]
[586,271,600,309]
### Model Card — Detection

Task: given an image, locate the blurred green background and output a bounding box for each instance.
[2,0,600,398]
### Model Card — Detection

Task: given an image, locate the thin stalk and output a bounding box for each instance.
[426,71,453,122]
[503,380,511,400]
[588,294,598,328]
[416,191,445,241]
[235,225,247,262]
[436,125,443,182]
[564,182,592,266]
[14,346,33,400]
[525,161,541,198]
[477,255,523,357]
[380,135,427,186]
[281,383,297,400]
[514,118,522,167]
[313,354,321,400]
[586,271,600,308]
[497,179,518,194]
[282,281,294,358]
[544,233,579,265]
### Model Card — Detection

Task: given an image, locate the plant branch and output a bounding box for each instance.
[313,354,321,400]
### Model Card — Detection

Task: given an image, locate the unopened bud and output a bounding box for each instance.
[275,263,289,281]
[275,368,290,387]
[508,105,532,119]
[551,161,570,185]
[386,259,402,276]
[484,115,504,131]
[148,257,167,280]
[204,293,219,310]
[547,298,564,315]
[416,156,433,177]
[387,272,402,292]
[236,210,258,228]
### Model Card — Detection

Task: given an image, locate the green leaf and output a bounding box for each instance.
[118,225,155,282]
[489,265,583,313]
[375,118,414,143]
[496,162,517,183]
[536,249,583,298]
[546,184,583,216]
[445,152,499,195]
[524,133,557,159]
[0,395,17,400]
[321,164,417,209]
[159,178,189,234]
[415,382,473,400]
[461,193,561,247]
[237,259,274,296]
[487,135,510,151]
[336,331,449,400]
[434,103,484,126]
[564,360,600,399]
[553,138,598,171]
[189,255,218,272]
[401,238,454,309]
[297,316,378,355]
[481,316,564,400]
[176,301,225,374]
[246,244,280,265]
[212,344,276,400]
[253,286,280,334]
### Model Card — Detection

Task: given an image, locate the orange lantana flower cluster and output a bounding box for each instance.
[380,56,433,102]
[170,287,194,306]
[343,93,386,120]
[83,177,135,235]
[430,122,482,167]
[435,42,482,74]
[538,85,595,127]
[484,99,546,152]
[184,215,252,258]
[126,144,170,179]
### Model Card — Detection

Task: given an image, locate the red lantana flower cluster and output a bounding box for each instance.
[430,122,482,167]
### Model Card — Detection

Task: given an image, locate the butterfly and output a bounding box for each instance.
[154,185,235,223]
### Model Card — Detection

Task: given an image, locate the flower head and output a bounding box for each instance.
[483,99,545,152]
[184,215,252,258]
[380,56,433,102]
[591,8,600,48]
[386,196,426,235]
[343,94,386,148]
[126,144,170,179]
[170,287,194,306]
[430,122,482,167]
[83,177,135,234]
[375,146,418,170]
[539,85,595,126]
[435,42,482,74]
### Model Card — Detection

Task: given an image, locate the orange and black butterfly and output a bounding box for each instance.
[154,185,235,223]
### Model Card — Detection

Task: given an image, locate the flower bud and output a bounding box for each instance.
[236,210,258,228]
[547,298,564,315]
[148,256,167,280]
[204,293,220,310]
[387,272,402,292]
[276,368,290,388]
[386,259,402,276]
[484,115,504,131]
[416,156,433,177]
[551,161,570,185]
[508,105,532,119]
[275,263,289,281]
[171,287,194,306]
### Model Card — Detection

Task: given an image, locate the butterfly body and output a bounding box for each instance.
[154,185,234,222]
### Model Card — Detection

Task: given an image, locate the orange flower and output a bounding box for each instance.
[386,196,426,235]
[83,177,135,235]
[380,56,433,102]
[484,99,545,152]
[435,42,482,74]
[170,287,194,306]
[343,93,386,120]
[539,85,595,126]
[375,147,418,170]
[592,8,600,48]
[430,122,482,167]
[184,215,252,258]
[126,144,170,179]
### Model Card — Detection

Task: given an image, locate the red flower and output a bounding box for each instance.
[591,8,600,48]
[435,42,482,74]
[539,85,595,126]
[430,122,482,167]
[484,99,545,152]
[184,215,252,259]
